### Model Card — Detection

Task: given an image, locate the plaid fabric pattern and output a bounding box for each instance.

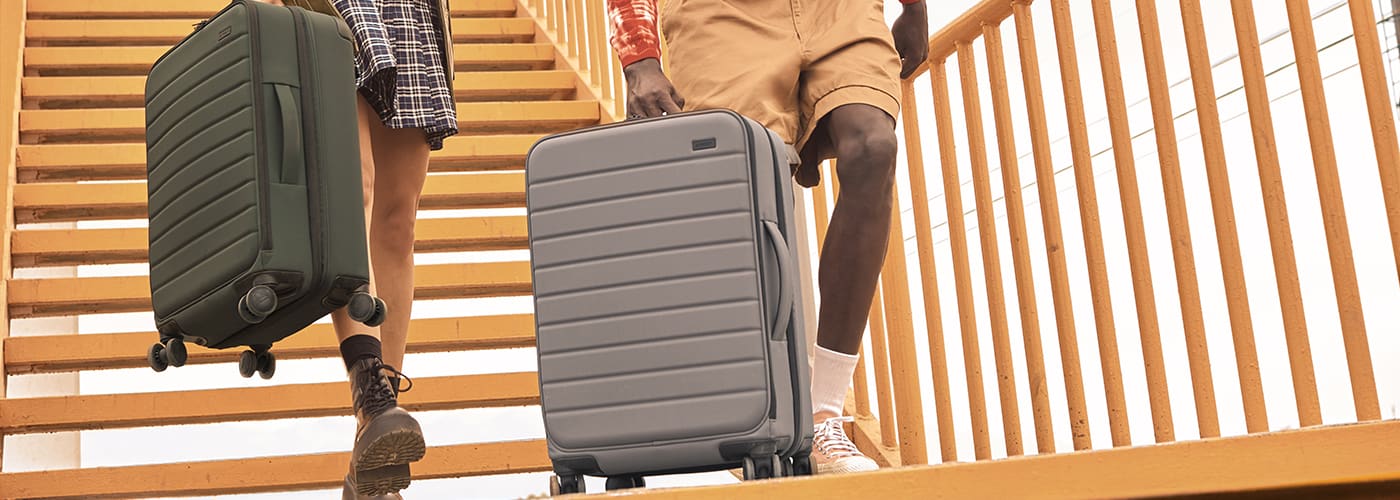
[606,0,660,68]
[332,0,458,150]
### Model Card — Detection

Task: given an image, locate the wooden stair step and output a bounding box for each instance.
[5,314,535,375]
[0,439,548,499]
[16,134,540,182]
[22,71,578,108]
[24,43,555,75]
[27,0,518,19]
[20,101,596,141]
[8,261,533,319]
[1,371,538,434]
[25,18,536,46]
[15,172,523,223]
[13,215,527,267]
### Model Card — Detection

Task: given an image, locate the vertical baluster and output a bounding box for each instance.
[956,40,1023,457]
[613,49,625,117]
[1284,0,1380,422]
[878,185,929,467]
[570,0,586,65]
[868,289,900,448]
[1180,0,1262,437]
[1048,0,1130,447]
[1228,0,1322,428]
[588,0,611,103]
[556,0,567,44]
[1011,0,1091,451]
[1134,0,1218,440]
[899,78,957,463]
[1346,0,1400,283]
[931,58,992,460]
[982,22,1055,455]
[1089,0,1175,442]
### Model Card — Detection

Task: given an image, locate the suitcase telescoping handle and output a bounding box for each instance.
[762,220,795,342]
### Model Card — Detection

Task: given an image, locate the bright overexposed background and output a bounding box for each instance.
[4,0,1399,498]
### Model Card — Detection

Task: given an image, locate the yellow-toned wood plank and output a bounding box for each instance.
[13,172,524,222]
[7,261,532,319]
[1,371,538,434]
[12,215,527,267]
[24,43,554,75]
[20,101,595,140]
[619,421,1400,499]
[27,0,518,19]
[25,18,534,45]
[0,439,548,498]
[6,314,535,375]
[23,71,577,108]
[16,134,540,181]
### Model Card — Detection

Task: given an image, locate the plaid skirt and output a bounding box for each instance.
[331,0,458,151]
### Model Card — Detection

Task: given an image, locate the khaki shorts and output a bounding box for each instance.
[660,0,903,187]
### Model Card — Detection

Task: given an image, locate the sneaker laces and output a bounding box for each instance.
[814,416,863,459]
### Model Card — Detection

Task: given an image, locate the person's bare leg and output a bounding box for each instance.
[332,95,381,344]
[815,103,898,361]
[362,117,431,371]
[337,94,424,500]
[807,103,898,476]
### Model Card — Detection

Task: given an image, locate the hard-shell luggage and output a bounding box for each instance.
[143,0,385,378]
[524,109,815,494]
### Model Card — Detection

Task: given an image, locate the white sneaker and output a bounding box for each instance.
[811,416,879,475]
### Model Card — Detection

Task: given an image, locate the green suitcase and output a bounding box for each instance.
[143,0,382,379]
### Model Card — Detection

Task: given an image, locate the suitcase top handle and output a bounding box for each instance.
[762,220,794,342]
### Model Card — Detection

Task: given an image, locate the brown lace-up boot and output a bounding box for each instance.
[341,358,424,498]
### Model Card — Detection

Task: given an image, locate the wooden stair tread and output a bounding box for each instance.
[5,314,535,375]
[22,71,579,107]
[25,43,555,74]
[14,172,525,223]
[16,134,541,181]
[0,439,549,499]
[2,371,538,434]
[26,18,536,45]
[20,101,597,139]
[27,0,518,19]
[8,261,533,318]
[12,215,528,267]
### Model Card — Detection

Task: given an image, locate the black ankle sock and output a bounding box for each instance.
[339,334,382,371]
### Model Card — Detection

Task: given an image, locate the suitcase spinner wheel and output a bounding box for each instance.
[238,345,277,379]
[145,337,187,372]
[549,474,584,495]
[604,475,645,491]
[740,455,786,481]
[347,291,388,327]
[236,285,279,324]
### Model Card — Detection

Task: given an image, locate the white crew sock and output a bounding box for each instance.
[810,345,860,420]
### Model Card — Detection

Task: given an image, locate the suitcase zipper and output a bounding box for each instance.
[288,8,325,288]
[247,1,273,251]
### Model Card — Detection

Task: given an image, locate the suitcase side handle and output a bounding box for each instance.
[762,220,795,342]
[273,84,304,184]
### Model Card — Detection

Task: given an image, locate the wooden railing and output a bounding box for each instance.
[521,0,628,123]
[531,0,1400,475]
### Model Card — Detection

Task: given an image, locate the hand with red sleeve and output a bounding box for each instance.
[607,0,685,118]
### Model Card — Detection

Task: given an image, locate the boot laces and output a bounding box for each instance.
[814,416,862,459]
[355,360,412,417]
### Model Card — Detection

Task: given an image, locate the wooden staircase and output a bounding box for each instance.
[0,0,599,497]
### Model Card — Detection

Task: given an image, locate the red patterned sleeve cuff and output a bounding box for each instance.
[607,0,662,68]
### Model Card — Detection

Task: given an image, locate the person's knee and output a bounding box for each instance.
[832,122,898,195]
[371,192,420,253]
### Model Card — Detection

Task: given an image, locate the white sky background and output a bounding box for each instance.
[4,0,1400,498]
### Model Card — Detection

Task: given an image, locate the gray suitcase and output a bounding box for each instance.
[525,109,815,494]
